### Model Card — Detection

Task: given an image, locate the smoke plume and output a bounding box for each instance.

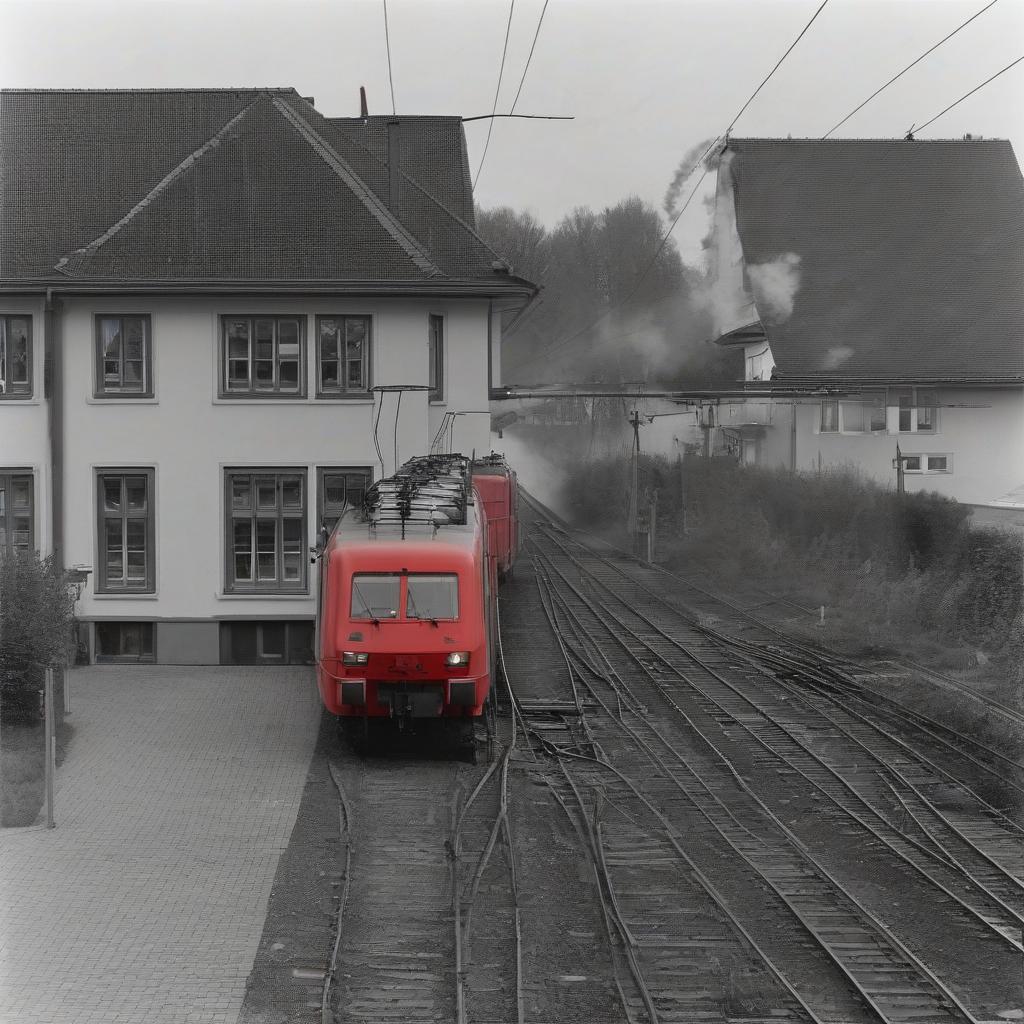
[663,136,720,220]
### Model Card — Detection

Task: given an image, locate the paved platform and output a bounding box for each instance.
[0,665,321,1024]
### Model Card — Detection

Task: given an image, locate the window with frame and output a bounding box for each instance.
[221,317,304,396]
[226,470,307,593]
[317,467,372,533]
[0,316,32,398]
[819,399,838,432]
[97,470,155,593]
[894,387,938,433]
[903,454,951,474]
[428,314,444,402]
[96,315,152,396]
[839,398,886,433]
[317,316,370,396]
[0,472,33,556]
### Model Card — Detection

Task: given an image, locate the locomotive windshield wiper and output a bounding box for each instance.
[351,580,380,626]
[406,590,439,627]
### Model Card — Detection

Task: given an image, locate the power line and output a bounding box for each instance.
[823,0,1001,138]
[533,0,832,365]
[726,0,830,135]
[914,53,1024,133]
[509,0,550,114]
[473,0,517,191]
[383,0,396,115]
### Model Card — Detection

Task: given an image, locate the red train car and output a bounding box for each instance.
[471,452,519,580]
[315,454,497,745]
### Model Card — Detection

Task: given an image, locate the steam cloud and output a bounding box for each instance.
[821,345,854,370]
[747,253,802,322]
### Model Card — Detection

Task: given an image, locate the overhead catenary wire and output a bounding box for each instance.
[822,0,1001,138]
[725,0,830,135]
[508,0,550,114]
[383,0,397,115]
[913,53,1024,133]
[473,0,517,191]
[533,0,831,367]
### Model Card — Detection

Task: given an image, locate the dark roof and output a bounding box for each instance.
[724,138,1024,381]
[0,88,532,292]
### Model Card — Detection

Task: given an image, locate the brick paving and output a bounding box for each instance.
[0,666,321,1024]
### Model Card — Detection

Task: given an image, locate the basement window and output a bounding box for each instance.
[95,622,155,662]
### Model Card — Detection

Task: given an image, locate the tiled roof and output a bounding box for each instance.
[724,138,1024,381]
[0,88,526,289]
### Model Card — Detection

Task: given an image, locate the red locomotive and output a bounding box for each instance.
[471,453,519,580]
[315,453,516,749]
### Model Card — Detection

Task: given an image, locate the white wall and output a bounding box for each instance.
[778,389,1023,504]
[59,294,491,621]
[0,299,51,555]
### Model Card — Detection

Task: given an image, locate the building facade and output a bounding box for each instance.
[709,138,1024,506]
[0,89,533,664]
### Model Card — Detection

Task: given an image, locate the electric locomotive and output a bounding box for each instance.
[471,453,519,581]
[315,454,497,744]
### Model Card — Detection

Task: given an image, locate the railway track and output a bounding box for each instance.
[324,754,459,1024]
[518,493,1024,1020]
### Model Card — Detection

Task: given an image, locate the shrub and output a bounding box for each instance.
[561,451,1022,657]
[0,551,76,726]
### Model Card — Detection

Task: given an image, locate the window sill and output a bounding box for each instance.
[214,394,309,403]
[92,592,159,600]
[87,395,158,405]
[218,592,312,600]
[314,394,375,402]
[0,397,41,405]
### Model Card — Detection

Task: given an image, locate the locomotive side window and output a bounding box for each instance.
[351,574,400,619]
[406,574,458,620]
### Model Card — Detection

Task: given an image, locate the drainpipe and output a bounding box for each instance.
[486,299,493,393]
[44,288,64,571]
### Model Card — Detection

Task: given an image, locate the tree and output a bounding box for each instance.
[477,196,717,385]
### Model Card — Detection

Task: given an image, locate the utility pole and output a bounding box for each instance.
[628,408,641,541]
[893,442,907,495]
[44,666,55,828]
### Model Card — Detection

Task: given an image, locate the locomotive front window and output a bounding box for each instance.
[351,574,400,619]
[406,574,459,620]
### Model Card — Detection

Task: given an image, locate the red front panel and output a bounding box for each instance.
[316,536,492,719]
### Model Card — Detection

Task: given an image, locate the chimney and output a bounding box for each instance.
[359,86,369,118]
[387,119,401,214]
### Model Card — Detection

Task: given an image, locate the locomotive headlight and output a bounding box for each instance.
[445,651,470,667]
[342,651,369,666]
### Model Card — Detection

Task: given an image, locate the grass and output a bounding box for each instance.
[558,452,1024,739]
[1,723,44,826]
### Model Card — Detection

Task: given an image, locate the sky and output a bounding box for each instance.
[1,0,1021,267]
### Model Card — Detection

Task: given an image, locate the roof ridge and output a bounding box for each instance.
[272,97,441,278]
[54,94,265,276]
[1,87,298,95]
[729,136,1011,144]
[329,121,511,271]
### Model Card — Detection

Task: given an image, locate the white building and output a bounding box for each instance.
[0,88,534,664]
[708,138,1024,505]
